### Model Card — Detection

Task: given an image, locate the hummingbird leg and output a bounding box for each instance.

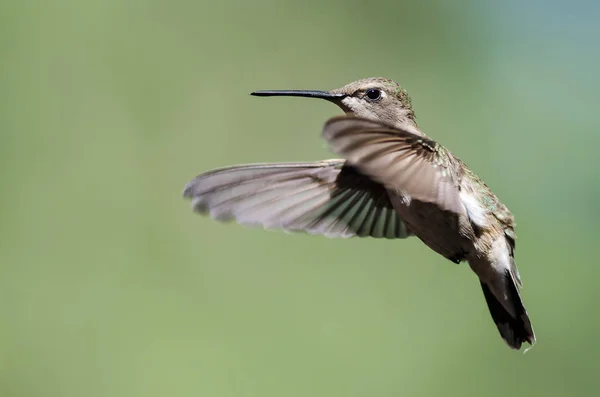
[448,253,467,264]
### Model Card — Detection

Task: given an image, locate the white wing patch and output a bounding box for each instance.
[399,192,412,206]
[460,190,488,229]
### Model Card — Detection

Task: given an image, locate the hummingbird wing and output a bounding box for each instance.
[323,116,464,215]
[183,160,412,239]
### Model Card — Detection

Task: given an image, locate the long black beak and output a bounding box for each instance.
[250,90,345,100]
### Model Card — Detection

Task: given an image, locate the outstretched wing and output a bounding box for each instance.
[183,159,412,239]
[323,116,464,215]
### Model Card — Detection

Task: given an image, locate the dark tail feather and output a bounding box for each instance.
[481,270,536,350]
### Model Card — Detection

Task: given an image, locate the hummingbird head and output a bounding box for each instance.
[330,77,416,128]
[251,77,416,130]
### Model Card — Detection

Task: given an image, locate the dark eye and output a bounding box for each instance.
[365,88,382,101]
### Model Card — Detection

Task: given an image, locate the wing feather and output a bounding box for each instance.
[323,116,464,215]
[183,160,412,239]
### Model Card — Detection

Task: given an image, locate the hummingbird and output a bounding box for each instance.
[183,77,535,350]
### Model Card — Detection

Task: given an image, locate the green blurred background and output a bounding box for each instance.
[2,0,599,396]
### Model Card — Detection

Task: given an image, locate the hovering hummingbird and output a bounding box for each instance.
[183,77,535,350]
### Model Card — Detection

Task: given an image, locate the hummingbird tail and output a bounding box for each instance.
[480,270,535,350]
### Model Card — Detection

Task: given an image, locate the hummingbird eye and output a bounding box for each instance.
[365,88,382,101]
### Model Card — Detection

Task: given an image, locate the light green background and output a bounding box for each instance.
[2,1,599,396]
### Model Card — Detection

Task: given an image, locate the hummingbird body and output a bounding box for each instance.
[183,77,535,350]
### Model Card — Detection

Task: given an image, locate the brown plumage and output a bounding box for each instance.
[183,77,535,350]
[183,160,411,239]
